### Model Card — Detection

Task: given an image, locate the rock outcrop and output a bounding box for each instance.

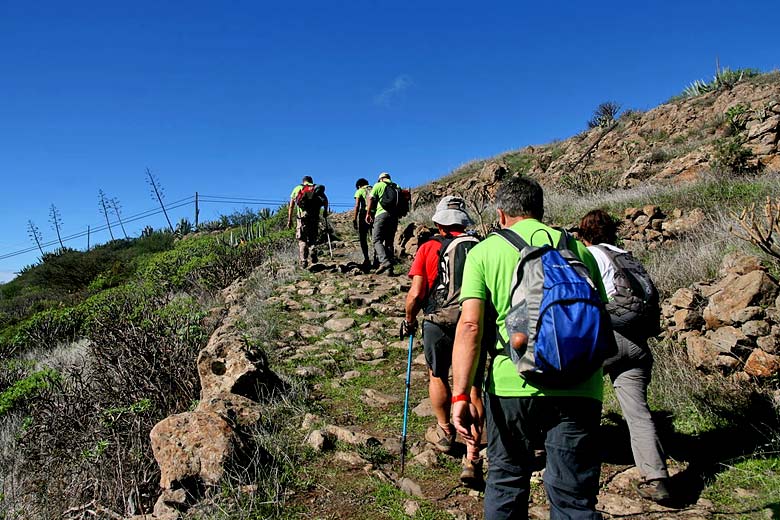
[664,251,780,380]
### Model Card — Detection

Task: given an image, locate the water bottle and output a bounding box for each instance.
[505,300,529,352]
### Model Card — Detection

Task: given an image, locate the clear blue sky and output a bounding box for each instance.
[1,0,778,281]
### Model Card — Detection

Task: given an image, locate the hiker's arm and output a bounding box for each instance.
[451,298,484,441]
[287,200,294,229]
[365,197,375,224]
[405,275,426,324]
[353,197,360,224]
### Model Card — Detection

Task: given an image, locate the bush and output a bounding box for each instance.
[587,101,621,129]
[5,290,209,517]
[711,136,759,175]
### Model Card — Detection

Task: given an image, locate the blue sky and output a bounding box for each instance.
[1,1,779,281]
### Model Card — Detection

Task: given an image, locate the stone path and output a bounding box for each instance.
[262,231,719,519]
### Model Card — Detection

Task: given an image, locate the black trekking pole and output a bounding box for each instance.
[400,333,414,475]
[324,213,333,259]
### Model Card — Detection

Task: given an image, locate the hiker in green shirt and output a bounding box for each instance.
[365,172,399,275]
[352,177,376,269]
[287,175,328,268]
[451,175,607,519]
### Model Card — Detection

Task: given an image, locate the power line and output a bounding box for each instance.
[0,193,355,262]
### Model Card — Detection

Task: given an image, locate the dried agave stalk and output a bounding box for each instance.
[730,196,780,261]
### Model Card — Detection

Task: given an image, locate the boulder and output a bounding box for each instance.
[197,335,268,400]
[324,318,356,332]
[662,208,705,237]
[719,252,764,277]
[744,349,780,378]
[669,287,697,309]
[703,270,779,328]
[196,392,262,428]
[151,411,234,489]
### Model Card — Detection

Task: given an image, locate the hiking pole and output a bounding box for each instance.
[400,333,414,476]
[324,214,333,259]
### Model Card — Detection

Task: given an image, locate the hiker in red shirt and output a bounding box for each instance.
[401,196,485,487]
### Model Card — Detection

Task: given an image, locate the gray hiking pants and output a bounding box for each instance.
[607,333,669,482]
[372,212,398,266]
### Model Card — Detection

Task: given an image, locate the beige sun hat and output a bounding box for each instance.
[378,172,391,181]
[432,196,473,227]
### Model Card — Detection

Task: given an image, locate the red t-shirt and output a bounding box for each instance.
[407,232,465,296]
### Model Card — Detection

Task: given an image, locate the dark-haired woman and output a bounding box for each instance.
[353,178,376,268]
[578,209,671,503]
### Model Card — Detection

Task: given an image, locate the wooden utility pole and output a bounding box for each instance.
[98,189,115,240]
[146,168,174,232]
[195,192,199,228]
[87,225,90,250]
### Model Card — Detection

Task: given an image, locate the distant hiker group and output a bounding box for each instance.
[288,170,670,518]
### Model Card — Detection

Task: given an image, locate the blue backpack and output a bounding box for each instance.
[496,228,615,387]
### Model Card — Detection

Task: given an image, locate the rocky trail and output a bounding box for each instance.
[258,231,722,520]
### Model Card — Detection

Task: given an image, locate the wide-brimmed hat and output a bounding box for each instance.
[432,196,473,227]
[378,172,391,181]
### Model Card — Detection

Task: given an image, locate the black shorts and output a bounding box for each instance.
[422,320,486,388]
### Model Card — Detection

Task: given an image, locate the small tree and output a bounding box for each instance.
[587,101,621,129]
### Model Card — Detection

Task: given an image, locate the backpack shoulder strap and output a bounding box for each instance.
[492,228,529,252]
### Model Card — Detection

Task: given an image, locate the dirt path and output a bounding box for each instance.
[265,233,716,519]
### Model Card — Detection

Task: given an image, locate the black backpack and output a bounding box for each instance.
[423,233,480,328]
[295,184,326,215]
[380,183,411,217]
[594,244,661,337]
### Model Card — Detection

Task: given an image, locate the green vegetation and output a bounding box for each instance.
[680,67,762,99]
[587,101,621,129]
[711,136,759,175]
[703,458,780,518]
[0,369,59,416]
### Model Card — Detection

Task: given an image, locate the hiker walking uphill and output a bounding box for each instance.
[352,178,377,269]
[577,209,671,504]
[287,175,328,268]
[365,172,409,275]
[451,175,614,520]
[401,196,485,488]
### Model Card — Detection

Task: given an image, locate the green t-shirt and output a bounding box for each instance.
[459,218,608,400]
[354,186,370,213]
[369,180,394,216]
[290,182,313,218]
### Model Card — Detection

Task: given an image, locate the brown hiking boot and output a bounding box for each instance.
[634,478,671,503]
[375,262,393,275]
[459,457,484,489]
[424,424,455,453]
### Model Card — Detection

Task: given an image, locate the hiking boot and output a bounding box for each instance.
[299,259,308,268]
[634,478,671,503]
[375,262,393,275]
[424,424,455,453]
[310,252,318,264]
[459,457,484,489]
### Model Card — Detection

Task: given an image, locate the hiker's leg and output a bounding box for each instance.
[307,217,319,262]
[423,321,452,430]
[543,397,603,520]
[373,213,391,265]
[295,219,308,263]
[386,215,399,263]
[612,359,668,481]
[483,393,534,520]
[358,218,370,263]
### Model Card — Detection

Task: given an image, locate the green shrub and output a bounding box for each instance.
[680,67,762,99]
[0,369,59,416]
[711,136,758,175]
[587,101,621,129]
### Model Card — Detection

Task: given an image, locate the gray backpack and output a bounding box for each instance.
[423,234,480,329]
[594,244,661,337]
